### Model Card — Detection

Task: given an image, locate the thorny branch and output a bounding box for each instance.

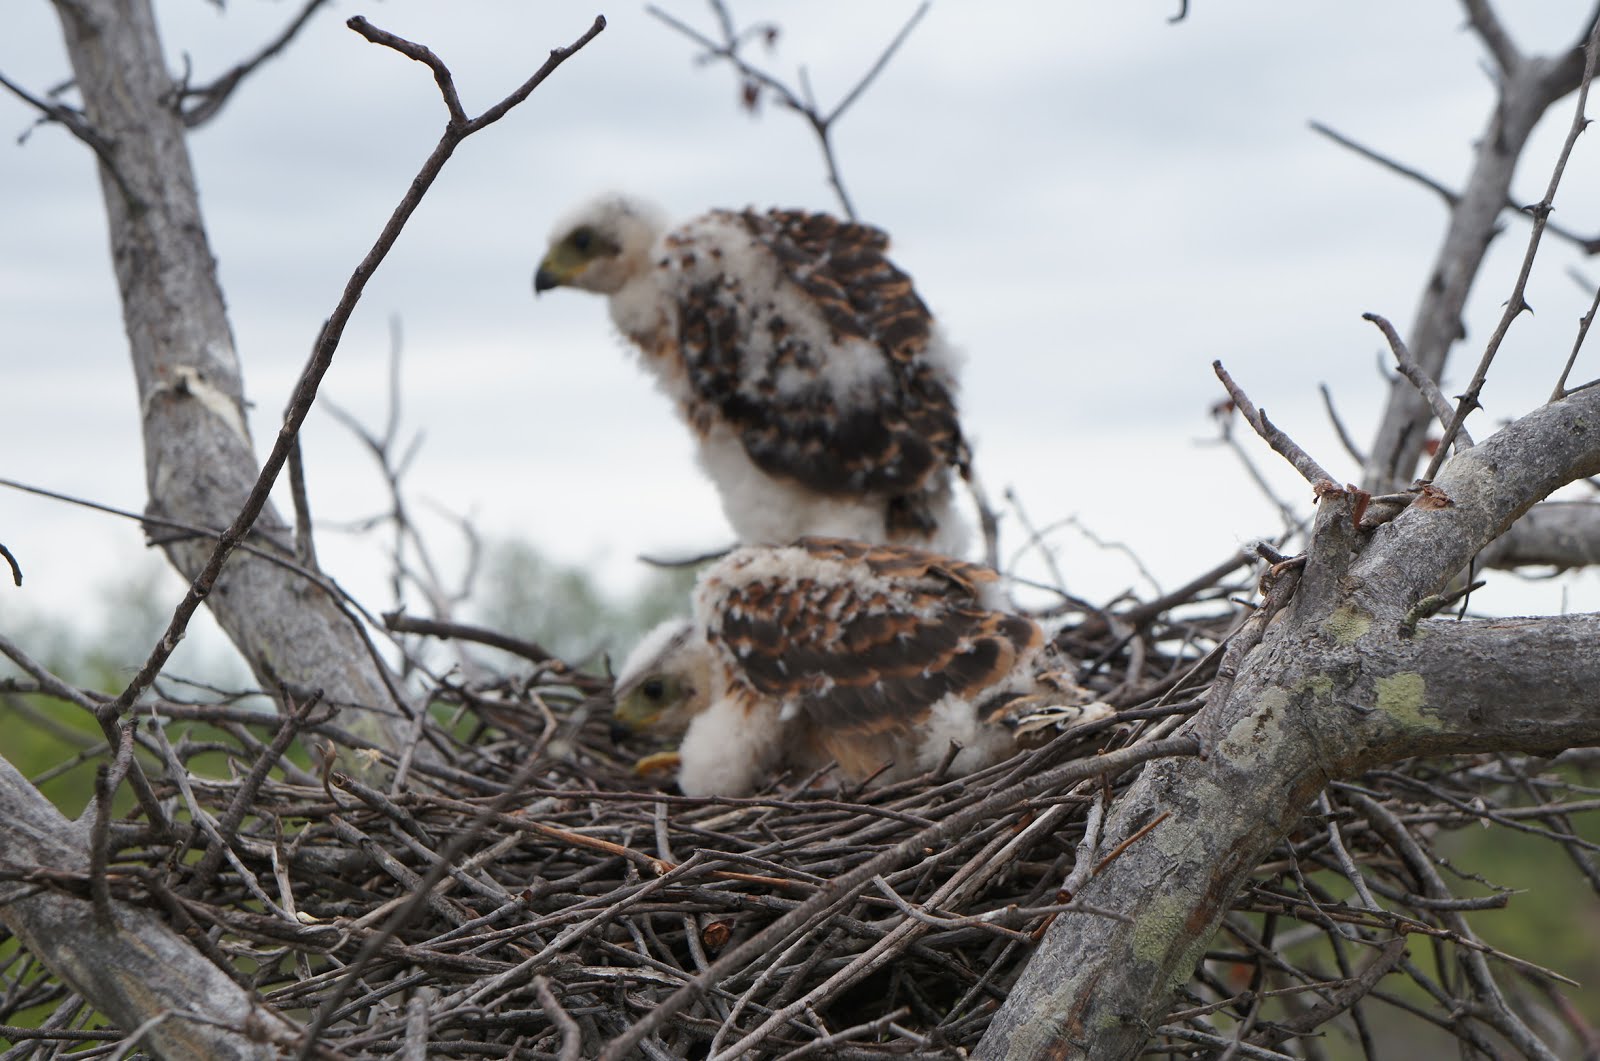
[1423,17,1600,482]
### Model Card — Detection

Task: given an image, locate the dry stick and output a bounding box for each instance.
[1352,793,1561,1061]
[533,976,582,1061]
[596,734,1201,1060]
[770,1007,912,1061]
[1424,18,1600,482]
[1551,279,1600,398]
[711,810,1058,1058]
[383,613,597,684]
[0,634,169,834]
[285,19,609,1056]
[1213,360,1337,487]
[88,720,136,926]
[0,69,139,207]
[1363,312,1473,450]
[102,12,605,740]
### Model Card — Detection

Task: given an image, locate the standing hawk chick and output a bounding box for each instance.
[535,195,971,553]
[611,537,1107,797]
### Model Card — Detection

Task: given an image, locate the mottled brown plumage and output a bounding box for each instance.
[535,197,971,552]
[611,538,1109,797]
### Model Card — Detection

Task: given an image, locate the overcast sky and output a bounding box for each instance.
[5,1,1600,667]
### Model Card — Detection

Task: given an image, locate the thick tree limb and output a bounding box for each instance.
[0,757,301,1059]
[52,0,415,750]
[977,382,1600,1060]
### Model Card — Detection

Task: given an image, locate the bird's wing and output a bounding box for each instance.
[663,209,968,507]
[697,538,1040,776]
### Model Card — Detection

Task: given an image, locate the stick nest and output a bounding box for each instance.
[4,587,1597,1060]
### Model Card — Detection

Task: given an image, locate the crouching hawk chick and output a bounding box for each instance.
[534,195,971,554]
[611,537,1108,797]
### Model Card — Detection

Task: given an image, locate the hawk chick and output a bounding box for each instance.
[611,537,1105,797]
[535,195,971,553]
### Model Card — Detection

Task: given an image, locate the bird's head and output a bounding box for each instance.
[535,194,667,296]
[611,618,709,741]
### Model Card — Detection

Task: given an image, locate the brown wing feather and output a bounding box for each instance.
[671,209,968,538]
[702,541,1041,770]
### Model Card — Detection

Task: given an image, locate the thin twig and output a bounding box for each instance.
[1363,312,1473,449]
[1213,360,1338,488]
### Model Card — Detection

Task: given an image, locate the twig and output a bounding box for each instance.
[88,721,136,926]
[190,688,326,892]
[383,612,599,687]
[647,1,929,218]
[0,69,138,207]
[0,633,170,834]
[1319,383,1366,465]
[1363,312,1472,449]
[1213,360,1337,488]
[1310,120,1600,254]
[1552,278,1600,398]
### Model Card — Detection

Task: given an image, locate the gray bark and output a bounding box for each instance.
[978,384,1600,1060]
[51,0,410,740]
[1479,499,1600,571]
[0,756,301,1058]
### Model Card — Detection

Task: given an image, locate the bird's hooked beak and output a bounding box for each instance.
[533,261,564,295]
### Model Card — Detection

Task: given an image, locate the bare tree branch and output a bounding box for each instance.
[179,0,332,127]
[647,1,929,219]
[1461,0,1522,76]
[1552,276,1600,398]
